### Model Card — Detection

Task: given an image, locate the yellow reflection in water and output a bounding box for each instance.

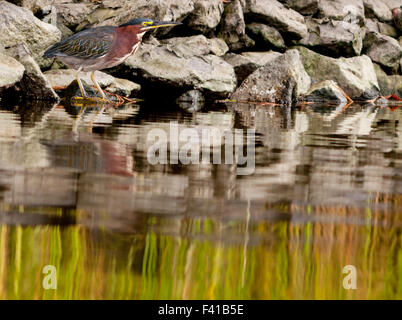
[0,201,401,300]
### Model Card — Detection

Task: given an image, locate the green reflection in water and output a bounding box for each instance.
[1,206,402,300]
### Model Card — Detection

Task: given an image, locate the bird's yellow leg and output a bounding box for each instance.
[76,72,87,98]
[91,71,110,101]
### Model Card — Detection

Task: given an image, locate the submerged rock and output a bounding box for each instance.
[176,90,205,112]
[44,69,140,97]
[374,64,402,97]
[105,78,141,97]
[364,32,402,70]
[7,44,59,101]
[246,0,308,40]
[223,51,282,84]
[187,0,224,32]
[0,53,25,91]
[123,40,237,97]
[302,80,348,103]
[0,1,61,67]
[231,49,310,104]
[218,0,255,51]
[246,23,286,50]
[299,18,365,57]
[63,80,120,104]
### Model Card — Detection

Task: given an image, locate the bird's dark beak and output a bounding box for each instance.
[147,21,182,29]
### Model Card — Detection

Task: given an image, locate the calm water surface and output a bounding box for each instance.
[0,99,401,299]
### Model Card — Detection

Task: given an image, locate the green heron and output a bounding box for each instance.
[43,18,181,102]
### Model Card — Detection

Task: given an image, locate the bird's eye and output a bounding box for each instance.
[142,21,153,26]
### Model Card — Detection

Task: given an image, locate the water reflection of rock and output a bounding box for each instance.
[0,102,401,234]
[233,102,402,209]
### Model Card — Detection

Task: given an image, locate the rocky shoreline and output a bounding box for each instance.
[0,0,401,107]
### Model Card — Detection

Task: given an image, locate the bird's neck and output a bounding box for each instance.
[117,25,145,45]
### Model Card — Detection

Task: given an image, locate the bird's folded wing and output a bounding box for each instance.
[44,27,115,59]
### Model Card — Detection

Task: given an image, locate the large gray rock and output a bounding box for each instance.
[386,1,402,10]
[365,18,399,37]
[286,0,319,15]
[218,0,254,51]
[363,0,393,22]
[123,40,237,96]
[302,80,348,103]
[246,0,308,40]
[377,21,398,38]
[299,18,365,57]
[0,53,25,90]
[317,0,365,25]
[47,3,95,30]
[374,64,402,97]
[224,51,282,84]
[187,0,224,32]
[113,0,195,26]
[231,49,311,104]
[0,1,61,66]
[7,44,59,101]
[208,38,230,56]
[364,32,402,69]
[9,0,71,14]
[160,35,228,58]
[295,46,380,99]
[246,23,286,50]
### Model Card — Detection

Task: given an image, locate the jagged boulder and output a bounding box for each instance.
[246,23,286,50]
[187,0,224,32]
[374,64,402,97]
[231,49,311,104]
[123,38,237,97]
[299,18,365,57]
[295,46,380,99]
[7,44,59,101]
[316,0,365,25]
[224,51,282,84]
[0,53,25,91]
[363,0,393,22]
[160,35,229,58]
[0,1,61,67]
[9,0,71,14]
[218,0,255,51]
[364,32,402,70]
[113,0,195,26]
[47,2,96,30]
[246,0,308,40]
[286,0,319,16]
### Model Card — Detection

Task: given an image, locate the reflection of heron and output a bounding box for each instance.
[43,18,181,102]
